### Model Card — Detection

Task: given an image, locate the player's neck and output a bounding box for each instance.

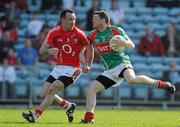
[62,25,74,32]
[98,24,109,32]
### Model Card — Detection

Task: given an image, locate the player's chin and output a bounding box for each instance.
[93,25,97,29]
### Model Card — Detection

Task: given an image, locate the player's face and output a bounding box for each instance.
[92,15,102,29]
[63,12,76,31]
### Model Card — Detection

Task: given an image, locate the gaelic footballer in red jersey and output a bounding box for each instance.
[22,9,94,123]
[44,25,89,68]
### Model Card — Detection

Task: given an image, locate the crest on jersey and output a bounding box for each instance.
[67,38,70,42]
[74,39,78,44]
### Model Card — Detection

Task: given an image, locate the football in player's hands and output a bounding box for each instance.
[109,35,125,52]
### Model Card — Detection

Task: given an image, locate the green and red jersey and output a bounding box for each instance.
[88,25,131,69]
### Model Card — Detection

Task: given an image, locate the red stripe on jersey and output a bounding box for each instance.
[88,30,98,43]
[111,29,121,36]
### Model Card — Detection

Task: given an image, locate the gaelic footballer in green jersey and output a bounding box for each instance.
[81,10,176,124]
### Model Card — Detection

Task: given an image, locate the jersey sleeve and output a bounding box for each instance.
[113,26,130,41]
[79,31,89,47]
[88,30,97,44]
[44,29,55,46]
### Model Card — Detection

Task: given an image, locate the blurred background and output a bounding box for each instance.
[0,0,180,110]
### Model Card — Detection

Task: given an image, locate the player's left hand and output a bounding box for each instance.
[82,65,91,73]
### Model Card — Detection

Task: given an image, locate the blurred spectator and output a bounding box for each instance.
[16,0,29,13]
[161,21,180,56]
[40,0,62,13]
[4,0,21,22]
[108,0,124,26]
[162,61,180,97]
[74,0,85,7]
[0,42,8,64]
[138,26,165,57]
[0,30,15,49]
[86,0,101,31]
[8,22,18,43]
[62,0,75,10]
[0,58,16,98]
[32,24,50,53]
[146,0,180,8]
[7,48,17,66]
[27,13,44,38]
[17,38,38,66]
[32,32,45,51]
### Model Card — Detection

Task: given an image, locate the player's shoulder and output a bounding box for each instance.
[74,27,86,35]
[88,29,98,36]
[110,25,125,32]
[48,25,61,34]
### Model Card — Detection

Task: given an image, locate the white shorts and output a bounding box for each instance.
[50,65,82,83]
[101,63,132,87]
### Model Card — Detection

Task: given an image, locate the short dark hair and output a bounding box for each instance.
[60,9,74,19]
[94,11,110,24]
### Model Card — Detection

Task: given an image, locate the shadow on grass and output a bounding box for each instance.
[0,121,83,125]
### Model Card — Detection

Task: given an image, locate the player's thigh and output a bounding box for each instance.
[40,75,57,98]
[123,68,136,82]
[88,80,106,93]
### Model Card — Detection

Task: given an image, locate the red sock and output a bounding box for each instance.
[84,112,94,122]
[156,80,166,89]
[35,108,43,117]
[60,99,70,109]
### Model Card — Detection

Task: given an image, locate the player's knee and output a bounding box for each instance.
[47,85,57,95]
[40,93,46,99]
[48,83,63,95]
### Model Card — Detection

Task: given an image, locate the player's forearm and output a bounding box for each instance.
[86,44,94,67]
[39,48,49,56]
[39,43,51,56]
[124,39,135,49]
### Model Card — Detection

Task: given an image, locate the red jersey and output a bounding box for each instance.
[45,26,89,68]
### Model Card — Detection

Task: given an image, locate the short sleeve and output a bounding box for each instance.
[88,30,98,44]
[116,27,130,41]
[44,29,55,45]
[79,31,89,47]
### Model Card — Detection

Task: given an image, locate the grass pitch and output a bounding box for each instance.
[0,109,179,127]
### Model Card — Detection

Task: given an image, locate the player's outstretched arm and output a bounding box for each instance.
[86,44,94,68]
[122,37,135,49]
[79,47,86,64]
[79,44,94,73]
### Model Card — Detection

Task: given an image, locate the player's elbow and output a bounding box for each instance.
[130,43,135,49]
[39,48,43,55]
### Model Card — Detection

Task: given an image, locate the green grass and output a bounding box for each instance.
[0,109,179,127]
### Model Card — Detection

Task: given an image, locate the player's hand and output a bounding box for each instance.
[111,38,126,47]
[48,48,59,58]
[82,65,91,73]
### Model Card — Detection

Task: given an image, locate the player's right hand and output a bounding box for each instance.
[82,65,91,73]
[48,48,59,57]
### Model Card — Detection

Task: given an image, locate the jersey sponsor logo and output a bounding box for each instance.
[62,44,75,56]
[96,42,111,54]
[95,39,100,44]
[70,34,76,38]
[57,38,63,42]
